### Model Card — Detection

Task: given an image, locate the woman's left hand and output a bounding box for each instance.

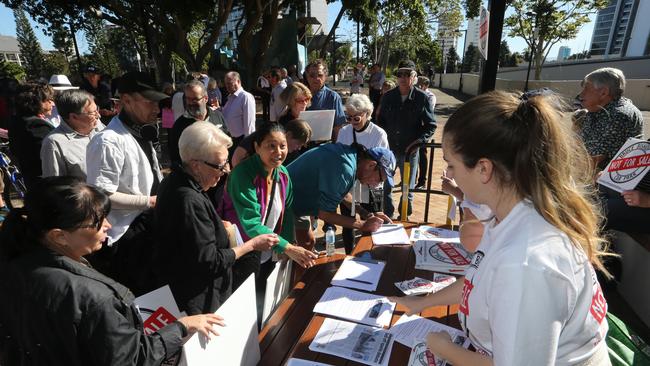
[426,331,453,354]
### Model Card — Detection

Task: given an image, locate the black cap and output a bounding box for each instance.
[118,72,169,102]
[397,59,416,71]
[83,65,101,74]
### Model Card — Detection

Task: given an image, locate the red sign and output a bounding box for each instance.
[608,153,650,172]
[439,242,471,265]
[143,307,178,335]
[459,278,473,316]
[590,285,607,324]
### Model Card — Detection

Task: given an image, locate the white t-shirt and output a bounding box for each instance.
[86,116,162,243]
[459,200,608,365]
[337,122,389,203]
[269,80,287,122]
[172,92,185,122]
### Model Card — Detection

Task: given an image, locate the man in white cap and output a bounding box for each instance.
[48,74,79,127]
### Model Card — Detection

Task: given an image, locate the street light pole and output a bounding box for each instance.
[458,29,467,93]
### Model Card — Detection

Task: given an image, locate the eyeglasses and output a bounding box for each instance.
[345,114,365,122]
[202,159,230,173]
[78,109,100,117]
[396,71,413,78]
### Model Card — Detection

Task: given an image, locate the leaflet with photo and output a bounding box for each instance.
[408,340,460,366]
[394,274,456,296]
[409,226,460,243]
[309,318,394,366]
[389,314,470,350]
[314,286,396,328]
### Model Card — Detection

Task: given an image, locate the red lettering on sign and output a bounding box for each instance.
[459,278,473,316]
[608,153,650,172]
[438,242,470,265]
[143,307,177,335]
[590,284,607,324]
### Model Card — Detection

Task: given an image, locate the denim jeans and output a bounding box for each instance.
[384,150,419,218]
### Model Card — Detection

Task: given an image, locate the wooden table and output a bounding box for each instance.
[258,224,461,365]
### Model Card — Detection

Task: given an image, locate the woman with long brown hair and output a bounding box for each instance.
[392,91,611,365]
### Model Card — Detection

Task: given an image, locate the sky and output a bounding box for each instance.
[327,1,597,61]
[0,2,595,61]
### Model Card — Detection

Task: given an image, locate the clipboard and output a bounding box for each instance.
[299,110,335,141]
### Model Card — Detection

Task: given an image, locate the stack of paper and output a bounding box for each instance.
[331,257,386,292]
[314,286,396,328]
[286,359,332,366]
[394,274,456,296]
[309,318,394,366]
[409,226,460,242]
[372,224,410,245]
[413,239,471,274]
[389,314,471,349]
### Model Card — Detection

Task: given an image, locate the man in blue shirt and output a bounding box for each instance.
[305,59,346,140]
[287,143,395,248]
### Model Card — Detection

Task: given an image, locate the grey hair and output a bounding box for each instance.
[345,93,374,119]
[179,121,232,163]
[54,89,94,120]
[584,67,625,99]
[185,80,207,97]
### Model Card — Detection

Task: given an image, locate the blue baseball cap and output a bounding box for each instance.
[367,147,396,187]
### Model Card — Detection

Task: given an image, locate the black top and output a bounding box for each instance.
[153,164,236,315]
[0,246,185,365]
[376,86,437,155]
[8,115,54,191]
[168,112,227,164]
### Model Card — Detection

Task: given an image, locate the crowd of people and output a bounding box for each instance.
[0,58,645,365]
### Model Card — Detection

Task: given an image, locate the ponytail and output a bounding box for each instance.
[444,90,611,277]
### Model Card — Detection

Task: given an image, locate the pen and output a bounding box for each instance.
[345,278,373,284]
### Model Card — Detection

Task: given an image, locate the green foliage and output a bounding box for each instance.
[499,40,512,67]
[568,50,591,60]
[0,59,26,80]
[13,8,44,78]
[41,52,69,77]
[504,0,608,79]
[84,18,121,77]
[445,46,459,73]
[334,43,354,76]
[464,0,481,19]
[461,44,480,72]
[51,23,73,60]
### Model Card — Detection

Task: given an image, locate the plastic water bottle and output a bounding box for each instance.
[325,227,336,257]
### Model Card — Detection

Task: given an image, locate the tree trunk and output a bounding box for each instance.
[249,0,280,87]
[319,6,346,59]
[238,0,264,87]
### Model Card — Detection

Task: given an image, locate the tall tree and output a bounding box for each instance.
[499,40,512,67]
[85,18,121,77]
[461,44,480,72]
[505,0,607,80]
[13,8,44,78]
[51,23,73,60]
[445,46,459,73]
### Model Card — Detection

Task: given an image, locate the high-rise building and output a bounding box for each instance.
[590,0,650,57]
[437,24,459,58]
[464,18,480,54]
[557,46,571,61]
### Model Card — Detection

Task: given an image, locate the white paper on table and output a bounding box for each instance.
[313,286,396,328]
[331,257,386,292]
[409,226,460,243]
[135,286,185,366]
[286,358,333,366]
[299,110,335,141]
[309,318,394,366]
[597,137,650,193]
[262,259,293,325]
[389,314,470,349]
[371,224,410,245]
[181,275,259,366]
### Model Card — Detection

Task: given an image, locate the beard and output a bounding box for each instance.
[187,103,207,119]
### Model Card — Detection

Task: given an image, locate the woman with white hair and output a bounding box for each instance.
[336,93,390,253]
[153,121,279,315]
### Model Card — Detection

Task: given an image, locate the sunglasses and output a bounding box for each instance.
[295,98,311,104]
[345,114,364,122]
[202,160,230,173]
[396,71,413,78]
